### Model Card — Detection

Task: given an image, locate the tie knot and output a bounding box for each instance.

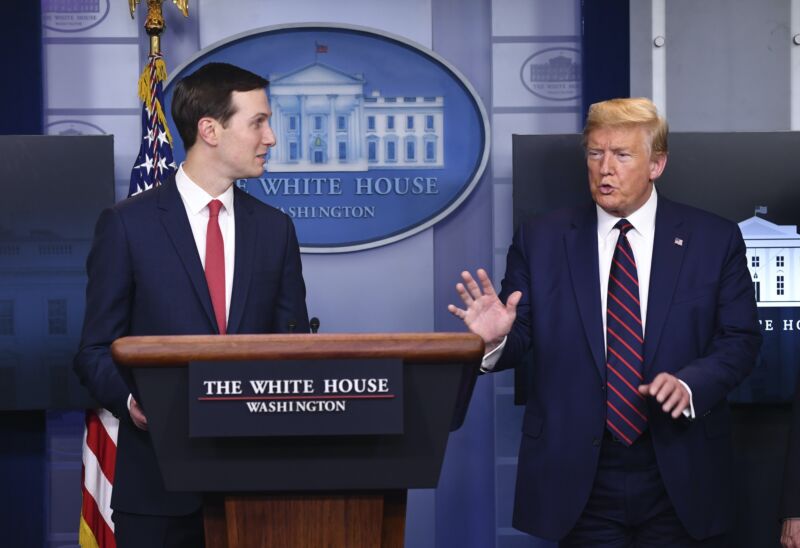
[615,219,634,236]
[208,199,223,218]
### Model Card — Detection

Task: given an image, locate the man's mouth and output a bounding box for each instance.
[598,183,615,195]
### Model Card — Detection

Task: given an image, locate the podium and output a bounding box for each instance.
[112,332,483,547]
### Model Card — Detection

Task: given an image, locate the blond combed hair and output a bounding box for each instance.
[582,97,668,156]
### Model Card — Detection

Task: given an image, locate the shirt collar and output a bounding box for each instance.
[175,164,235,215]
[596,185,658,240]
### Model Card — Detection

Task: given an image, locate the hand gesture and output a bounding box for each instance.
[638,373,690,419]
[782,518,800,548]
[129,396,148,431]
[448,269,522,352]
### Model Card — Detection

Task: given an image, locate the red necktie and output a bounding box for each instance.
[605,219,647,445]
[205,199,226,335]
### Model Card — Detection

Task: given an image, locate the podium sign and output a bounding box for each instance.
[189,358,403,437]
[113,333,483,548]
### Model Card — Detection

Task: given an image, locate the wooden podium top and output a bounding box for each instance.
[111,332,484,366]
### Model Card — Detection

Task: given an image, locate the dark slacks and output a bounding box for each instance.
[113,510,204,548]
[560,431,728,548]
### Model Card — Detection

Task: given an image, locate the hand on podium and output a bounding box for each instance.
[130,396,148,431]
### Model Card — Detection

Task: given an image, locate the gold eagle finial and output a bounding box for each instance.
[129,0,189,20]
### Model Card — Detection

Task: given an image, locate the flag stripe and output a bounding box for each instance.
[82,420,116,530]
[78,515,102,548]
[85,410,117,484]
[79,491,115,548]
[80,492,115,548]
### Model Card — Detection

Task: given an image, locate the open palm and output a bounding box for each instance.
[448,268,521,350]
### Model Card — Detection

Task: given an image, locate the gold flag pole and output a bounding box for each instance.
[129,0,190,55]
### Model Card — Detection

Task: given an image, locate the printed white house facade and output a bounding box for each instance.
[739,215,800,307]
[267,63,444,172]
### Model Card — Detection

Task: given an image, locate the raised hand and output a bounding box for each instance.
[448,268,522,352]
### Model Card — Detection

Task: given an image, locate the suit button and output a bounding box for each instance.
[592,438,601,447]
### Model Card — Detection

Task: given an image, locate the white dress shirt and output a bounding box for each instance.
[175,164,236,322]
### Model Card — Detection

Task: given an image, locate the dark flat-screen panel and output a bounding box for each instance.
[0,135,114,409]
[511,132,800,403]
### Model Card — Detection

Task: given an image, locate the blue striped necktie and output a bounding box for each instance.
[605,219,647,445]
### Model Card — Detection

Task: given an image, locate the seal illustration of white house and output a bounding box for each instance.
[739,208,800,307]
[267,63,444,173]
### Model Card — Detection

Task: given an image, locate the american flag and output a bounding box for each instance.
[129,52,177,196]
[79,409,118,548]
[79,52,178,548]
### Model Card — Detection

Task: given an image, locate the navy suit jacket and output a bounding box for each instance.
[781,377,800,519]
[496,196,761,541]
[74,176,308,516]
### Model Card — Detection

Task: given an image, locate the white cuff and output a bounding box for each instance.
[480,337,507,372]
[678,380,695,419]
[127,393,133,412]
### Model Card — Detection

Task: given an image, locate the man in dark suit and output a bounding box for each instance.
[449,97,761,546]
[74,62,309,547]
[781,379,800,547]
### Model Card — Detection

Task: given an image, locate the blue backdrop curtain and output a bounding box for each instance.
[581,0,631,116]
[1,3,43,134]
[0,3,45,548]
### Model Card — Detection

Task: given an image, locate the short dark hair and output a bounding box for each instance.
[171,62,269,149]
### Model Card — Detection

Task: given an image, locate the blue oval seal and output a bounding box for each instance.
[42,0,111,33]
[166,24,489,253]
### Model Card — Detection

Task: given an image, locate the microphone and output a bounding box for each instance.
[287,319,297,334]
[309,317,320,334]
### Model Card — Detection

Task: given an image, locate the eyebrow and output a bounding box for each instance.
[587,144,633,152]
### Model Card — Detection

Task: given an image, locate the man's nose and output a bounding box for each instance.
[263,125,276,148]
[600,153,614,174]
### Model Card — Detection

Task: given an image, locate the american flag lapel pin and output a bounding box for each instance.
[674,237,684,247]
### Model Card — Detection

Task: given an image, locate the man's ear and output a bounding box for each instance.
[196,117,219,146]
[649,152,667,181]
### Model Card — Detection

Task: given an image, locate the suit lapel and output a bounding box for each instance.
[157,177,218,332]
[227,188,256,334]
[643,197,687,370]
[565,205,606,381]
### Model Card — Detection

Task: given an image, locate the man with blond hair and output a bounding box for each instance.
[450,97,761,546]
